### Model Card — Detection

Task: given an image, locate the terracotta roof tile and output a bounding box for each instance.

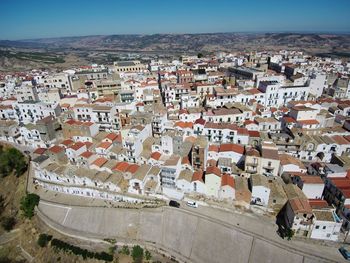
[80,151,93,159]
[48,145,64,154]
[97,141,112,150]
[192,170,204,182]
[208,145,219,152]
[151,152,161,160]
[126,164,139,174]
[105,133,118,141]
[206,166,221,177]
[221,174,235,188]
[69,142,86,151]
[219,143,244,154]
[92,157,108,167]
[33,147,47,155]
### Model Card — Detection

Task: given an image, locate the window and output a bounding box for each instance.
[315,225,319,229]
[322,226,326,230]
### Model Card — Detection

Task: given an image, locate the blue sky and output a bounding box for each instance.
[0,0,349,40]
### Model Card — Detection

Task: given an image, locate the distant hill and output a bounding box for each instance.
[0,33,349,72]
[1,33,350,54]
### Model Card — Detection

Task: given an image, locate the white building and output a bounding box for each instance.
[310,209,342,242]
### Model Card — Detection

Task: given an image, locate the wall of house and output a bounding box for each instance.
[251,186,270,206]
[205,174,221,198]
[310,220,341,242]
[302,184,324,199]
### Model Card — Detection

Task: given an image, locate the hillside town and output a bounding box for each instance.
[1,50,350,244]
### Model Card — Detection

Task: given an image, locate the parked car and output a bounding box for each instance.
[169,200,180,208]
[186,201,198,208]
[339,247,350,260]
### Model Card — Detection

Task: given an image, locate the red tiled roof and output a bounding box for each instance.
[300,175,323,184]
[219,143,244,154]
[105,133,118,141]
[247,88,261,95]
[84,141,93,149]
[179,109,188,115]
[33,147,47,155]
[151,152,161,160]
[308,199,329,209]
[97,141,112,150]
[48,145,64,154]
[206,166,221,177]
[126,164,139,174]
[175,121,193,129]
[331,135,350,145]
[248,130,260,138]
[221,174,235,188]
[331,177,350,190]
[61,139,74,147]
[194,118,206,125]
[192,170,204,182]
[244,120,255,125]
[92,157,108,167]
[65,119,95,127]
[290,198,312,214]
[236,127,249,135]
[283,116,297,123]
[208,145,219,152]
[298,119,319,125]
[69,142,86,151]
[113,162,129,172]
[181,156,190,164]
[80,151,93,159]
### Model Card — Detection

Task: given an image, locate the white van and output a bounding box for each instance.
[186,201,198,208]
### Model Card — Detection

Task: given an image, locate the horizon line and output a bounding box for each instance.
[1,30,350,42]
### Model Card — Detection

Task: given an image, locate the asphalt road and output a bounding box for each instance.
[37,200,346,263]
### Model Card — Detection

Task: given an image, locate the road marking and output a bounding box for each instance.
[62,208,71,225]
[40,201,70,210]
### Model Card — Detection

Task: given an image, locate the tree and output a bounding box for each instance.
[20,193,40,219]
[0,147,27,177]
[120,245,130,255]
[37,233,52,247]
[197,53,203,58]
[131,245,143,263]
[144,250,151,261]
[286,228,295,240]
[1,216,16,231]
[108,246,116,255]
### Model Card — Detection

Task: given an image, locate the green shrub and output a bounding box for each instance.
[50,238,113,261]
[20,193,40,219]
[37,233,52,247]
[131,245,143,263]
[0,148,27,177]
[145,250,151,260]
[108,246,116,255]
[1,217,16,231]
[120,245,130,255]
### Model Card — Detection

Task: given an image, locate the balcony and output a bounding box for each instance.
[125,141,134,146]
[246,168,257,173]
[263,165,274,170]
[245,162,258,167]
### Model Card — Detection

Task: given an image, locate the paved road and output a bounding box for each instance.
[37,200,346,263]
